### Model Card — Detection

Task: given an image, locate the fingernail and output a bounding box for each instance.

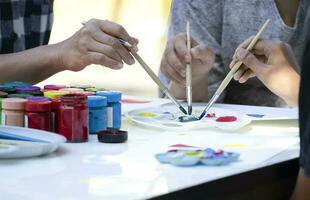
[185,55,191,63]
[117,63,123,68]
[129,59,135,65]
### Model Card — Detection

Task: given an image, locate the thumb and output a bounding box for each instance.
[235,48,266,74]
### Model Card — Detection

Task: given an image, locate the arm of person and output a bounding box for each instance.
[0,19,138,84]
[159,0,223,102]
[231,38,300,106]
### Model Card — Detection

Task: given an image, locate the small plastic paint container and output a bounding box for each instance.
[43,84,67,91]
[8,93,34,99]
[16,86,42,96]
[97,129,128,143]
[0,86,16,94]
[88,96,107,134]
[96,91,122,129]
[2,98,27,127]
[59,88,84,93]
[3,81,31,88]
[25,98,52,131]
[44,90,70,99]
[59,94,89,143]
[0,91,8,98]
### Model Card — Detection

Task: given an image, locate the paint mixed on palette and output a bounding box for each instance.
[155,144,240,166]
[126,105,252,131]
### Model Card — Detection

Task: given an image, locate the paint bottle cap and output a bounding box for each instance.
[43,84,67,91]
[0,85,16,93]
[97,129,128,143]
[2,98,27,110]
[0,91,8,98]
[59,88,84,93]
[88,96,107,107]
[96,91,122,102]
[27,96,50,101]
[26,99,52,112]
[76,91,96,96]
[44,90,70,99]
[51,98,61,109]
[61,94,87,106]
[3,81,31,88]
[8,93,33,99]
[15,86,41,92]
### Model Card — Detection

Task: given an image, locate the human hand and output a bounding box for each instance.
[230,38,300,106]
[160,33,215,86]
[57,19,139,71]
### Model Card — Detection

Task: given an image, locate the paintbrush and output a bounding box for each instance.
[186,21,192,115]
[198,19,270,120]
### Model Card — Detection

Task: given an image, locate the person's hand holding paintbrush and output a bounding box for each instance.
[160,32,215,102]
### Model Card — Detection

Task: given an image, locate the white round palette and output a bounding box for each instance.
[0,126,66,159]
[126,105,252,131]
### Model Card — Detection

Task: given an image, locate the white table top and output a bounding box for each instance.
[0,100,300,200]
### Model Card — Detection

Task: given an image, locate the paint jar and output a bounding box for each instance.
[44,90,69,99]
[88,96,107,134]
[2,98,27,127]
[96,91,122,129]
[25,97,52,131]
[43,84,67,91]
[51,98,61,133]
[59,94,88,142]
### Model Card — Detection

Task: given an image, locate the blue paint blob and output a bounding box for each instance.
[247,114,265,118]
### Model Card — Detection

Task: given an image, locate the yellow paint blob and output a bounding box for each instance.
[137,112,158,118]
[223,143,248,148]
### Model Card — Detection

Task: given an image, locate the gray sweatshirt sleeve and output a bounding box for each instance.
[159,0,226,101]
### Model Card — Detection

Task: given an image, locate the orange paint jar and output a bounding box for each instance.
[2,98,27,127]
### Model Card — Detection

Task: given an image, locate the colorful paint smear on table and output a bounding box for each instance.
[121,99,151,104]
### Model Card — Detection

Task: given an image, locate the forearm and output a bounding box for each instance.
[168,73,209,102]
[0,43,64,84]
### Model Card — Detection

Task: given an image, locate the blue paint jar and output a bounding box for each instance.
[87,96,107,134]
[96,91,122,129]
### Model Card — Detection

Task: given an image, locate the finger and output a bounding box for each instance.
[94,19,135,45]
[87,51,123,69]
[239,69,255,83]
[161,60,185,85]
[166,50,186,78]
[173,34,191,63]
[190,44,213,64]
[93,32,135,65]
[88,39,122,63]
[235,48,266,73]
[233,66,247,80]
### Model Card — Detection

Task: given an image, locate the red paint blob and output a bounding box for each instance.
[216,116,237,122]
[170,144,198,148]
[205,113,216,118]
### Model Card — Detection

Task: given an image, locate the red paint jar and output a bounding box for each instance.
[25,97,52,131]
[51,98,61,133]
[59,94,88,143]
